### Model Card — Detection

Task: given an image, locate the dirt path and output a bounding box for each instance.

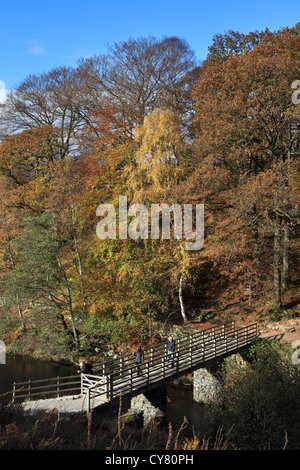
[186,313,300,347]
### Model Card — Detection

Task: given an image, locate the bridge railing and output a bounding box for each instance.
[11,375,81,403]
[86,323,258,404]
[93,321,236,378]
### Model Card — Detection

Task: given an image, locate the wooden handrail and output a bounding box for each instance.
[85,323,258,407]
[11,323,258,411]
[90,323,258,383]
[11,375,81,403]
[93,322,236,373]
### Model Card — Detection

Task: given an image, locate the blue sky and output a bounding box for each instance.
[0,0,299,92]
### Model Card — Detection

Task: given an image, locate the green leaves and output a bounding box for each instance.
[212,341,300,449]
[3,214,62,317]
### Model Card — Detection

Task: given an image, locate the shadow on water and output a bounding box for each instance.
[166,381,213,438]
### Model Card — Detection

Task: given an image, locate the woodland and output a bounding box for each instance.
[0,24,299,361]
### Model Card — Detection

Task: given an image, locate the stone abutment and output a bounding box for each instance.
[129,354,248,423]
[130,385,167,426]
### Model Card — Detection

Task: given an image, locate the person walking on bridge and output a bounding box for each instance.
[166,336,175,367]
[134,346,144,376]
[78,360,93,374]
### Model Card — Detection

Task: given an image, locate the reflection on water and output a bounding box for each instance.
[0,355,74,398]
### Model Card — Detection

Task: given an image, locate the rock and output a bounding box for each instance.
[122,411,138,424]
[280,326,295,333]
[266,323,277,329]
[181,378,192,388]
[265,322,296,333]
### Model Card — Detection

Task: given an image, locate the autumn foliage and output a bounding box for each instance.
[0,28,299,356]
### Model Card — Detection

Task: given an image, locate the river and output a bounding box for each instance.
[0,354,75,398]
[0,354,212,436]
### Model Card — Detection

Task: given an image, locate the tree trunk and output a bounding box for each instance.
[16,292,26,334]
[65,281,80,349]
[273,212,282,308]
[179,274,188,323]
[282,217,290,290]
[70,199,87,314]
[57,256,80,348]
[8,247,26,333]
[48,293,74,337]
[251,204,260,253]
[282,182,291,290]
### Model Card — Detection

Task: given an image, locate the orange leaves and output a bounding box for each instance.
[193,33,300,175]
[0,126,59,176]
[0,125,60,213]
[190,28,300,306]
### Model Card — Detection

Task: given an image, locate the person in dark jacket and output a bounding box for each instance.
[78,360,93,374]
[166,336,175,366]
[134,346,144,375]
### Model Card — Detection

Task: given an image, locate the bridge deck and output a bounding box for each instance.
[21,394,107,414]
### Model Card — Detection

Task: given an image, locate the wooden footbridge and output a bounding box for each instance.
[11,322,258,415]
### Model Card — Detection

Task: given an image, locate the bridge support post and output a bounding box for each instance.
[193,361,221,404]
[129,385,167,426]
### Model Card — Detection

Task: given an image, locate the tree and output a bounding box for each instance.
[133,108,188,190]
[205,28,271,63]
[1,66,90,158]
[127,108,198,323]
[192,28,300,306]
[0,125,60,214]
[0,202,27,334]
[46,158,88,315]
[5,214,80,348]
[205,22,300,63]
[78,36,198,140]
[211,342,300,449]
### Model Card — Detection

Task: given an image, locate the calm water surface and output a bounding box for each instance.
[0,355,74,397]
[166,382,212,436]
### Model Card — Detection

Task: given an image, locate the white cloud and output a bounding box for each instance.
[0,80,6,104]
[62,47,97,61]
[27,39,46,56]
